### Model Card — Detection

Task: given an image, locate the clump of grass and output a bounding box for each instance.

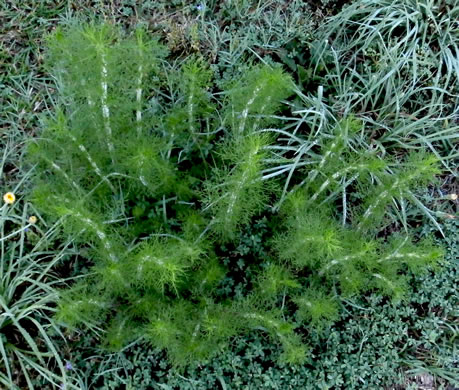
[314,0,459,115]
[265,0,458,233]
[309,0,459,176]
[0,183,77,389]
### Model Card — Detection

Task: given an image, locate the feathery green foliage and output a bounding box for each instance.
[47,219,458,390]
[27,20,447,369]
[204,134,272,240]
[274,193,442,300]
[203,65,293,240]
[28,24,303,366]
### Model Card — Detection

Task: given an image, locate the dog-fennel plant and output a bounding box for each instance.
[28,23,443,367]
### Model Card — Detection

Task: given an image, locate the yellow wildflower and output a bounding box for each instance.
[3,192,16,205]
[29,216,38,224]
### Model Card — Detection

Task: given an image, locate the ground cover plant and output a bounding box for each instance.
[1,0,458,389]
